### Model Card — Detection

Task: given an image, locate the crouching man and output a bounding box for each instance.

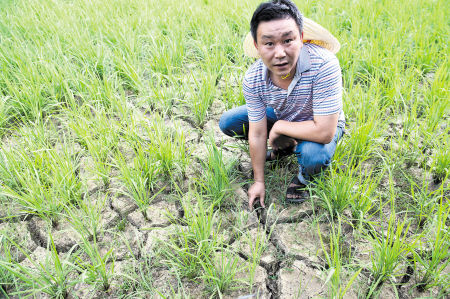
[219,0,345,210]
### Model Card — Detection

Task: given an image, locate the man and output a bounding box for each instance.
[219,0,345,210]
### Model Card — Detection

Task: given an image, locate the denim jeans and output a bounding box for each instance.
[219,105,344,185]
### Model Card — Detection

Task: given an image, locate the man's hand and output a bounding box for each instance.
[269,123,297,151]
[248,181,265,211]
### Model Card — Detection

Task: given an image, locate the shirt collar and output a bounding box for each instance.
[261,44,312,90]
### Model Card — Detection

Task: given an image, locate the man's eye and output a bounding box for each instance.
[284,39,293,44]
[265,42,273,46]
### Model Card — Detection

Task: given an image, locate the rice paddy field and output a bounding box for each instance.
[0,0,448,298]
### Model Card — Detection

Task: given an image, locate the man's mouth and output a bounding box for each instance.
[274,62,288,67]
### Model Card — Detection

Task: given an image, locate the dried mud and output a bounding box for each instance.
[0,100,446,299]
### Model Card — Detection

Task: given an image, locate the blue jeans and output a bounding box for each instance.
[219,105,344,185]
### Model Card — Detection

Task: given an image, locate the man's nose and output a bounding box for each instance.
[274,44,286,58]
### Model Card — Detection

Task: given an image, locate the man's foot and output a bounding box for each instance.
[266,145,296,162]
[285,176,309,203]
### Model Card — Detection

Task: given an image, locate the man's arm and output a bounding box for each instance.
[247,117,267,210]
[270,56,342,146]
[269,112,339,146]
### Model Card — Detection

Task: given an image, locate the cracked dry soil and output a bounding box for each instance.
[0,105,445,299]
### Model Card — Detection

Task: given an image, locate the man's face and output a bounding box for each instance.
[254,18,303,80]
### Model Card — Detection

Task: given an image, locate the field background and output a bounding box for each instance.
[0,0,448,298]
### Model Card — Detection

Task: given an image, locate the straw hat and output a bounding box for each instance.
[243,17,340,58]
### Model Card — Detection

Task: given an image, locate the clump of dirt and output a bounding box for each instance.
[0,221,37,262]
[278,260,324,298]
[272,221,328,265]
[127,200,178,229]
[27,217,78,253]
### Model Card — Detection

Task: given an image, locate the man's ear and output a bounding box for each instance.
[253,39,258,49]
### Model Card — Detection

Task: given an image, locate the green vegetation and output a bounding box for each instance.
[0,0,448,297]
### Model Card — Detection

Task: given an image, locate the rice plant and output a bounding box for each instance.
[0,234,80,298]
[115,144,165,220]
[196,135,239,207]
[431,139,449,184]
[75,232,114,291]
[162,193,221,281]
[0,234,17,296]
[68,107,121,188]
[200,247,244,297]
[313,167,355,218]
[318,217,361,299]
[144,114,189,180]
[348,168,381,227]
[184,71,218,128]
[64,193,107,242]
[367,214,413,296]
[0,144,81,224]
[415,199,450,292]
[405,174,442,227]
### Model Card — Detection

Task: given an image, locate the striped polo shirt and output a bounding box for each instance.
[243,43,345,128]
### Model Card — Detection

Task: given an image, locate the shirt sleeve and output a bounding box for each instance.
[312,57,342,116]
[243,72,266,122]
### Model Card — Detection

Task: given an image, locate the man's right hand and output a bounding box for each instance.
[248,181,265,211]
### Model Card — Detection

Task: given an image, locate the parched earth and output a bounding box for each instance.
[0,100,446,298]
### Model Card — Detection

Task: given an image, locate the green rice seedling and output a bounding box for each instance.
[220,70,246,110]
[75,232,114,292]
[163,193,221,281]
[415,199,450,292]
[313,166,355,219]
[405,174,443,227]
[0,145,81,224]
[68,107,121,188]
[0,95,14,138]
[147,76,183,114]
[196,134,239,208]
[337,115,384,168]
[349,168,382,227]
[200,247,244,297]
[115,146,165,220]
[147,31,185,77]
[185,70,217,128]
[318,217,361,299]
[64,193,107,242]
[0,235,17,296]
[144,114,189,180]
[431,140,449,184]
[0,234,80,298]
[117,254,158,298]
[367,214,413,297]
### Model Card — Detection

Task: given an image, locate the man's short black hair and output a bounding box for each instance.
[250,0,303,43]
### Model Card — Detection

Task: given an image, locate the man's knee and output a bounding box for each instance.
[219,109,248,137]
[296,142,332,175]
[219,111,233,136]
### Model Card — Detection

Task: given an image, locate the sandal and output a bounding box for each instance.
[285,176,309,204]
[266,144,296,162]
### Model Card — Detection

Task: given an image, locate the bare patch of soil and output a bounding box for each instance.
[0,221,37,262]
[272,222,328,265]
[278,260,324,298]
